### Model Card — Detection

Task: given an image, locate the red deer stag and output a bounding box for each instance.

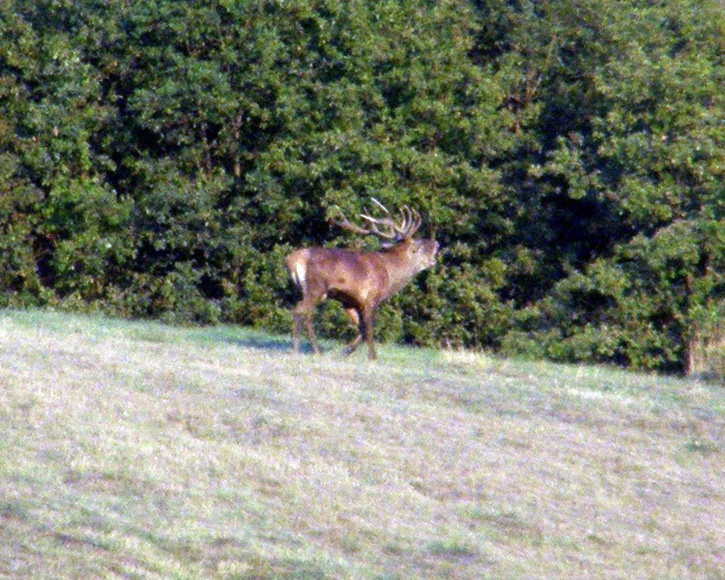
[285,199,439,360]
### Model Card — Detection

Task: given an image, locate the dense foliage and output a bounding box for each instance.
[2,0,725,372]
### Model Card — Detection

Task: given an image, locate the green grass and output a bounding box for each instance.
[1,309,724,579]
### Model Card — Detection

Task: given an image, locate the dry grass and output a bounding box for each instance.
[689,304,725,380]
[1,310,724,579]
[691,330,725,381]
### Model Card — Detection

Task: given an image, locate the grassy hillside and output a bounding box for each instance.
[1,310,723,579]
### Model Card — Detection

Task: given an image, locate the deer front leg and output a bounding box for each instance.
[362,307,377,360]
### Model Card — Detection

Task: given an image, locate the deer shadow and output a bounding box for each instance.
[233,336,292,352]
[214,332,323,355]
[235,336,340,356]
[191,326,338,355]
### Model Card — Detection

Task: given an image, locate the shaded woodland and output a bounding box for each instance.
[2,0,725,372]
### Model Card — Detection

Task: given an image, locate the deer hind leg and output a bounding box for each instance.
[343,308,363,355]
[343,306,377,360]
[291,309,303,353]
[292,298,321,355]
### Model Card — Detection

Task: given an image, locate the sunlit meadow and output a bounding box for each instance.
[1,310,723,579]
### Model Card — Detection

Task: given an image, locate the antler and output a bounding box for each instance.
[332,198,422,242]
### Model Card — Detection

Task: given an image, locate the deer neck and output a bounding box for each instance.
[381,243,418,296]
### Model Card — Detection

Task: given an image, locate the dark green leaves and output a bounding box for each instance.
[2,0,725,371]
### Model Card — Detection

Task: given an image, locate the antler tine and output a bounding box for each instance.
[333,202,399,240]
[397,205,422,238]
[398,209,406,235]
[359,198,400,240]
[331,206,376,236]
[359,214,399,240]
[333,199,422,241]
[411,207,422,235]
[370,197,392,216]
[396,205,410,235]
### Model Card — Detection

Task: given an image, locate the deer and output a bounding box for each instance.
[285,199,439,360]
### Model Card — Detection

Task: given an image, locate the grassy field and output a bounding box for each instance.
[0,309,723,579]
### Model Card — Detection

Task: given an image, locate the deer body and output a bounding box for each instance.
[285,201,438,360]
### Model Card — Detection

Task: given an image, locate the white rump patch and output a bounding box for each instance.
[293,262,307,288]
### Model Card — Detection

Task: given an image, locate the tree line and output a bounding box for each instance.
[2,0,725,373]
